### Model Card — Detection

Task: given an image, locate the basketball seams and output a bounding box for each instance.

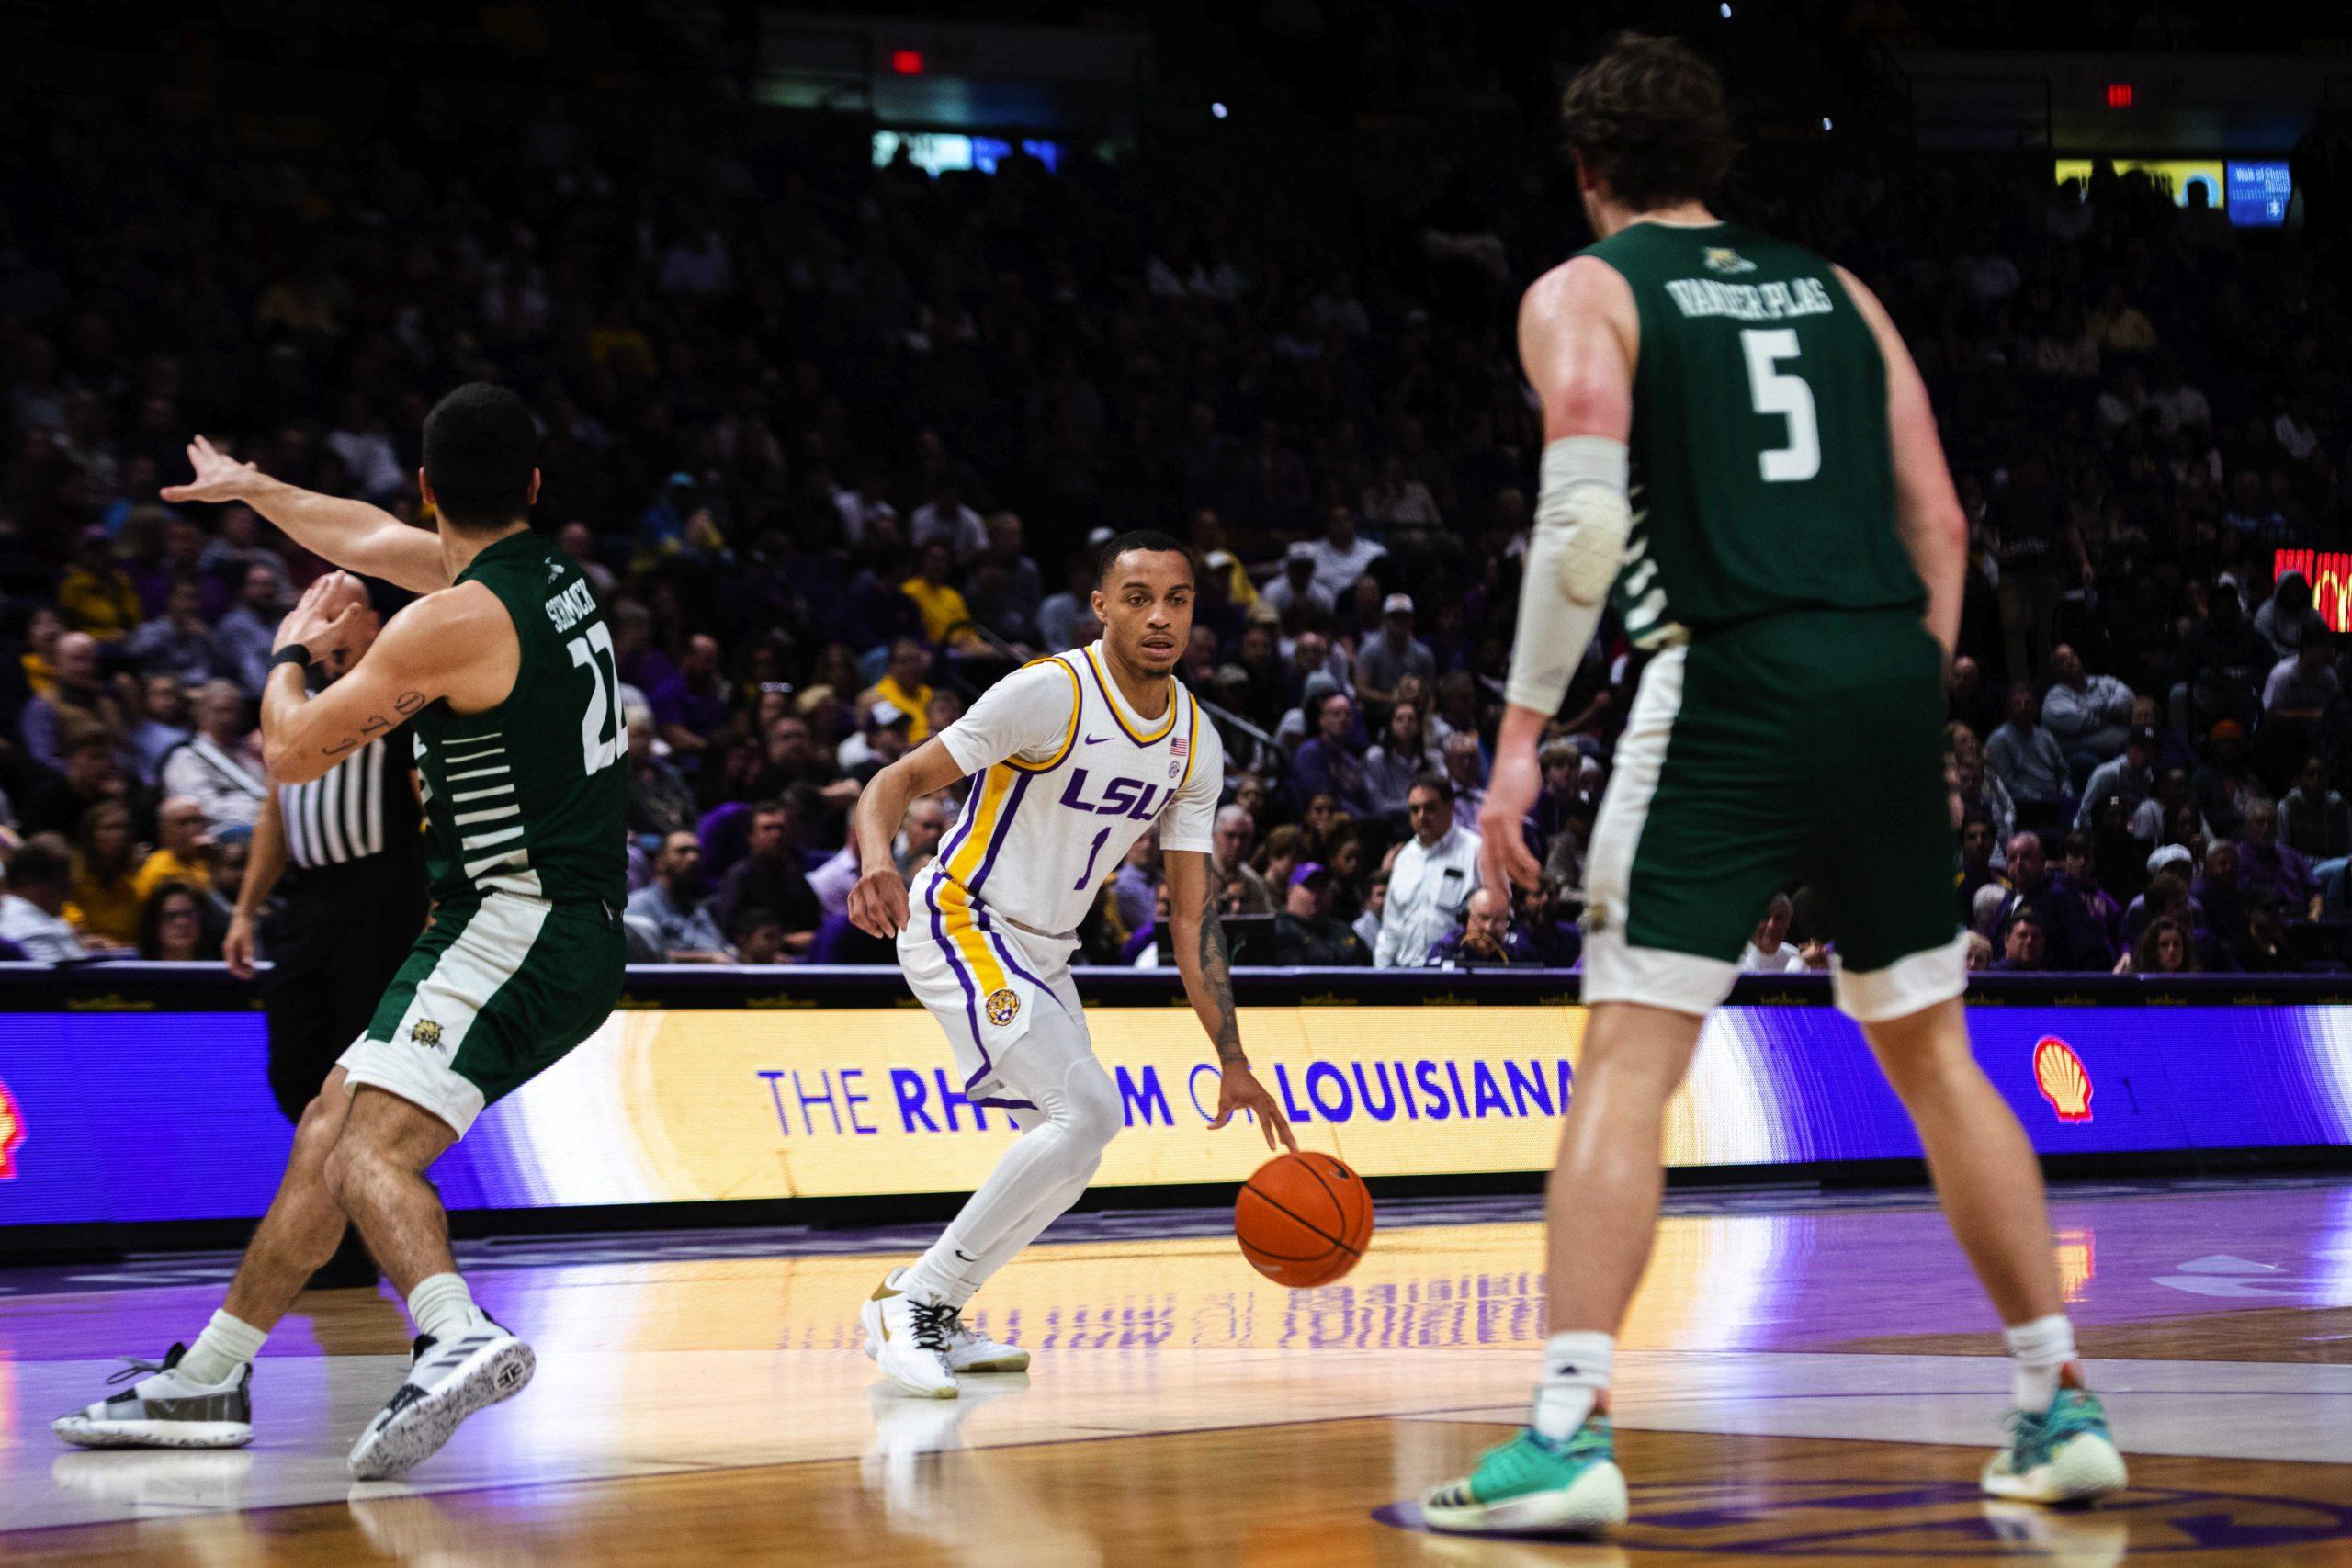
[1238,1177,1362,1258]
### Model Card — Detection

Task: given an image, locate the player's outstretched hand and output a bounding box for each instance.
[848,863,910,938]
[1210,1065,1297,1152]
[1476,746,1544,906]
[160,434,262,505]
[275,571,372,671]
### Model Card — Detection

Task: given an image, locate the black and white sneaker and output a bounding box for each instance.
[346,1322,534,1481]
[53,1344,254,1450]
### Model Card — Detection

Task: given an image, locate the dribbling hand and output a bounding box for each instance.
[848,863,911,938]
[1210,1065,1297,1152]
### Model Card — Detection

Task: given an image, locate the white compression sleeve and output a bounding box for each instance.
[1503,436,1633,716]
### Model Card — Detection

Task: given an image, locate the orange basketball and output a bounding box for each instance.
[1234,1151,1374,1287]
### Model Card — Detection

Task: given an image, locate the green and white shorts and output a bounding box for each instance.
[1583,609,1967,1023]
[337,892,625,1135]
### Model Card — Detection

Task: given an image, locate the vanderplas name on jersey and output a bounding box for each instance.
[1661,276,1838,323]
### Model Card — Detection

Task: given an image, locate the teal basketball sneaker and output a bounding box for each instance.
[1982,1386,2129,1506]
[1422,1416,1629,1535]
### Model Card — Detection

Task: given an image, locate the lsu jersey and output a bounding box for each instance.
[916,642,1223,939]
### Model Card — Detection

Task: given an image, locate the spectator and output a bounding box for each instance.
[2262,634,2340,722]
[1442,730,1487,835]
[2192,720,2262,839]
[1036,555,1102,653]
[1363,699,1441,818]
[1374,773,1479,967]
[729,907,788,965]
[2056,831,2123,968]
[1428,884,1515,966]
[2193,839,2250,952]
[650,634,731,766]
[1261,542,1334,623]
[1352,869,1389,953]
[559,521,617,598]
[1254,822,1307,898]
[2041,643,2135,784]
[857,639,937,744]
[2282,757,2352,862]
[1292,692,1372,816]
[134,795,211,901]
[2255,570,2324,657]
[21,730,136,839]
[1509,877,1582,966]
[1990,830,2103,970]
[126,674,192,786]
[2075,727,2155,831]
[2123,914,2199,976]
[1986,685,2068,808]
[0,834,88,960]
[1355,593,1436,713]
[124,575,223,682]
[161,681,266,830]
[2133,765,2203,845]
[57,525,143,643]
[910,480,988,563]
[137,878,220,962]
[1114,829,1161,933]
[1739,894,1804,972]
[967,513,1044,646]
[1990,908,2047,971]
[900,539,978,649]
[2237,798,2320,917]
[2233,891,2303,973]
[19,630,121,773]
[1305,504,1386,603]
[1956,815,2007,923]
[1270,863,1371,964]
[712,800,822,957]
[212,564,288,694]
[893,795,951,878]
[840,699,915,782]
[69,799,142,947]
[625,829,729,960]
[626,707,696,838]
[1212,805,1276,915]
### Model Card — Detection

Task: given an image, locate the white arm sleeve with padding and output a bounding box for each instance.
[1503,436,1632,715]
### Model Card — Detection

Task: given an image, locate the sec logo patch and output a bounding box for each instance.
[985,988,1021,1028]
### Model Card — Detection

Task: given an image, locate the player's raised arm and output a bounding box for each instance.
[1834,265,1970,664]
[1481,257,1640,903]
[847,738,971,937]
[163,434,452,595]
[1164,848,1295,1152]
[260,574,511,784]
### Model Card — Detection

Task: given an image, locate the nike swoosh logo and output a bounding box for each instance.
[1083,733,1113,745]
[955,1249,976,1262]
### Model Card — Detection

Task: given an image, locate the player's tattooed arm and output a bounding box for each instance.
[1196,908,1248,1068]
[317,692,428,759]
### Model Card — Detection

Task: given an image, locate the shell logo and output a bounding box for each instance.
[0,1077,21,1179]
[2033,1037,2094,1123]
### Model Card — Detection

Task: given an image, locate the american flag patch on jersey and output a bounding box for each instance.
[1170,737,1188,757]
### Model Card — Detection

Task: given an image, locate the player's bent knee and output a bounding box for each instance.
[1060,1064,1125,1156]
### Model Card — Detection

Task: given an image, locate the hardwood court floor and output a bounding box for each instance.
[5,1176,2350,1565]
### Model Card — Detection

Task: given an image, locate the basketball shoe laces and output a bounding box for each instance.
[910,1299,956,1354]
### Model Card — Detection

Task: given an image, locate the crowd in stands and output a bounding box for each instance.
[0,52,2347,973]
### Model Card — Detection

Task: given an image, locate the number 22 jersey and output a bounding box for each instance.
[918,643,1222,937]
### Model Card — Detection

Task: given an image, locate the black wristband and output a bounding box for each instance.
[269,644,312,672]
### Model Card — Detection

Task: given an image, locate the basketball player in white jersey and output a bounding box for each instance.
[848,529,1295,1397]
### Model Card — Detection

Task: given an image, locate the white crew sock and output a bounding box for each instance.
[179,1310,267,1387]
[1532,1331,1614,1442]
[407,1273,490,1345]
[2003,1313,2078,1412]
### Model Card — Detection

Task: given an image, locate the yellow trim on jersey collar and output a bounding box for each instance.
[1080,643,1178,744]
[1004,653,1082,773]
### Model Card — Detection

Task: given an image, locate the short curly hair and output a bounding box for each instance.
[1558,33,1739,212]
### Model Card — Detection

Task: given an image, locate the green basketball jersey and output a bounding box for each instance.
[412,530,627,908]
[1577,220,1924,648]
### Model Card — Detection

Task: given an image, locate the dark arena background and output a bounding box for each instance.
[2,3,2350,1562]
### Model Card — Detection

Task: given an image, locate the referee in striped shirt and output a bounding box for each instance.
[223,577,426,1284]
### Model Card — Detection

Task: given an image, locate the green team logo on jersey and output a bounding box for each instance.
[1703,246,1756,275]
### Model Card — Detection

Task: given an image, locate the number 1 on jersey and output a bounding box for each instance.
[568,623,623,774]
[1074,825,1112,890]
[1740,327,1820,483]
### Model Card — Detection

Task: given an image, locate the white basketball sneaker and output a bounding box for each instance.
[862,1270,959,1399]
[347,1322,535,1481]
[943,1310,1029,1375]
[53,1345,253,1450]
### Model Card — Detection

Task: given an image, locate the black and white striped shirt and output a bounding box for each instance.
[279,732,419,870]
